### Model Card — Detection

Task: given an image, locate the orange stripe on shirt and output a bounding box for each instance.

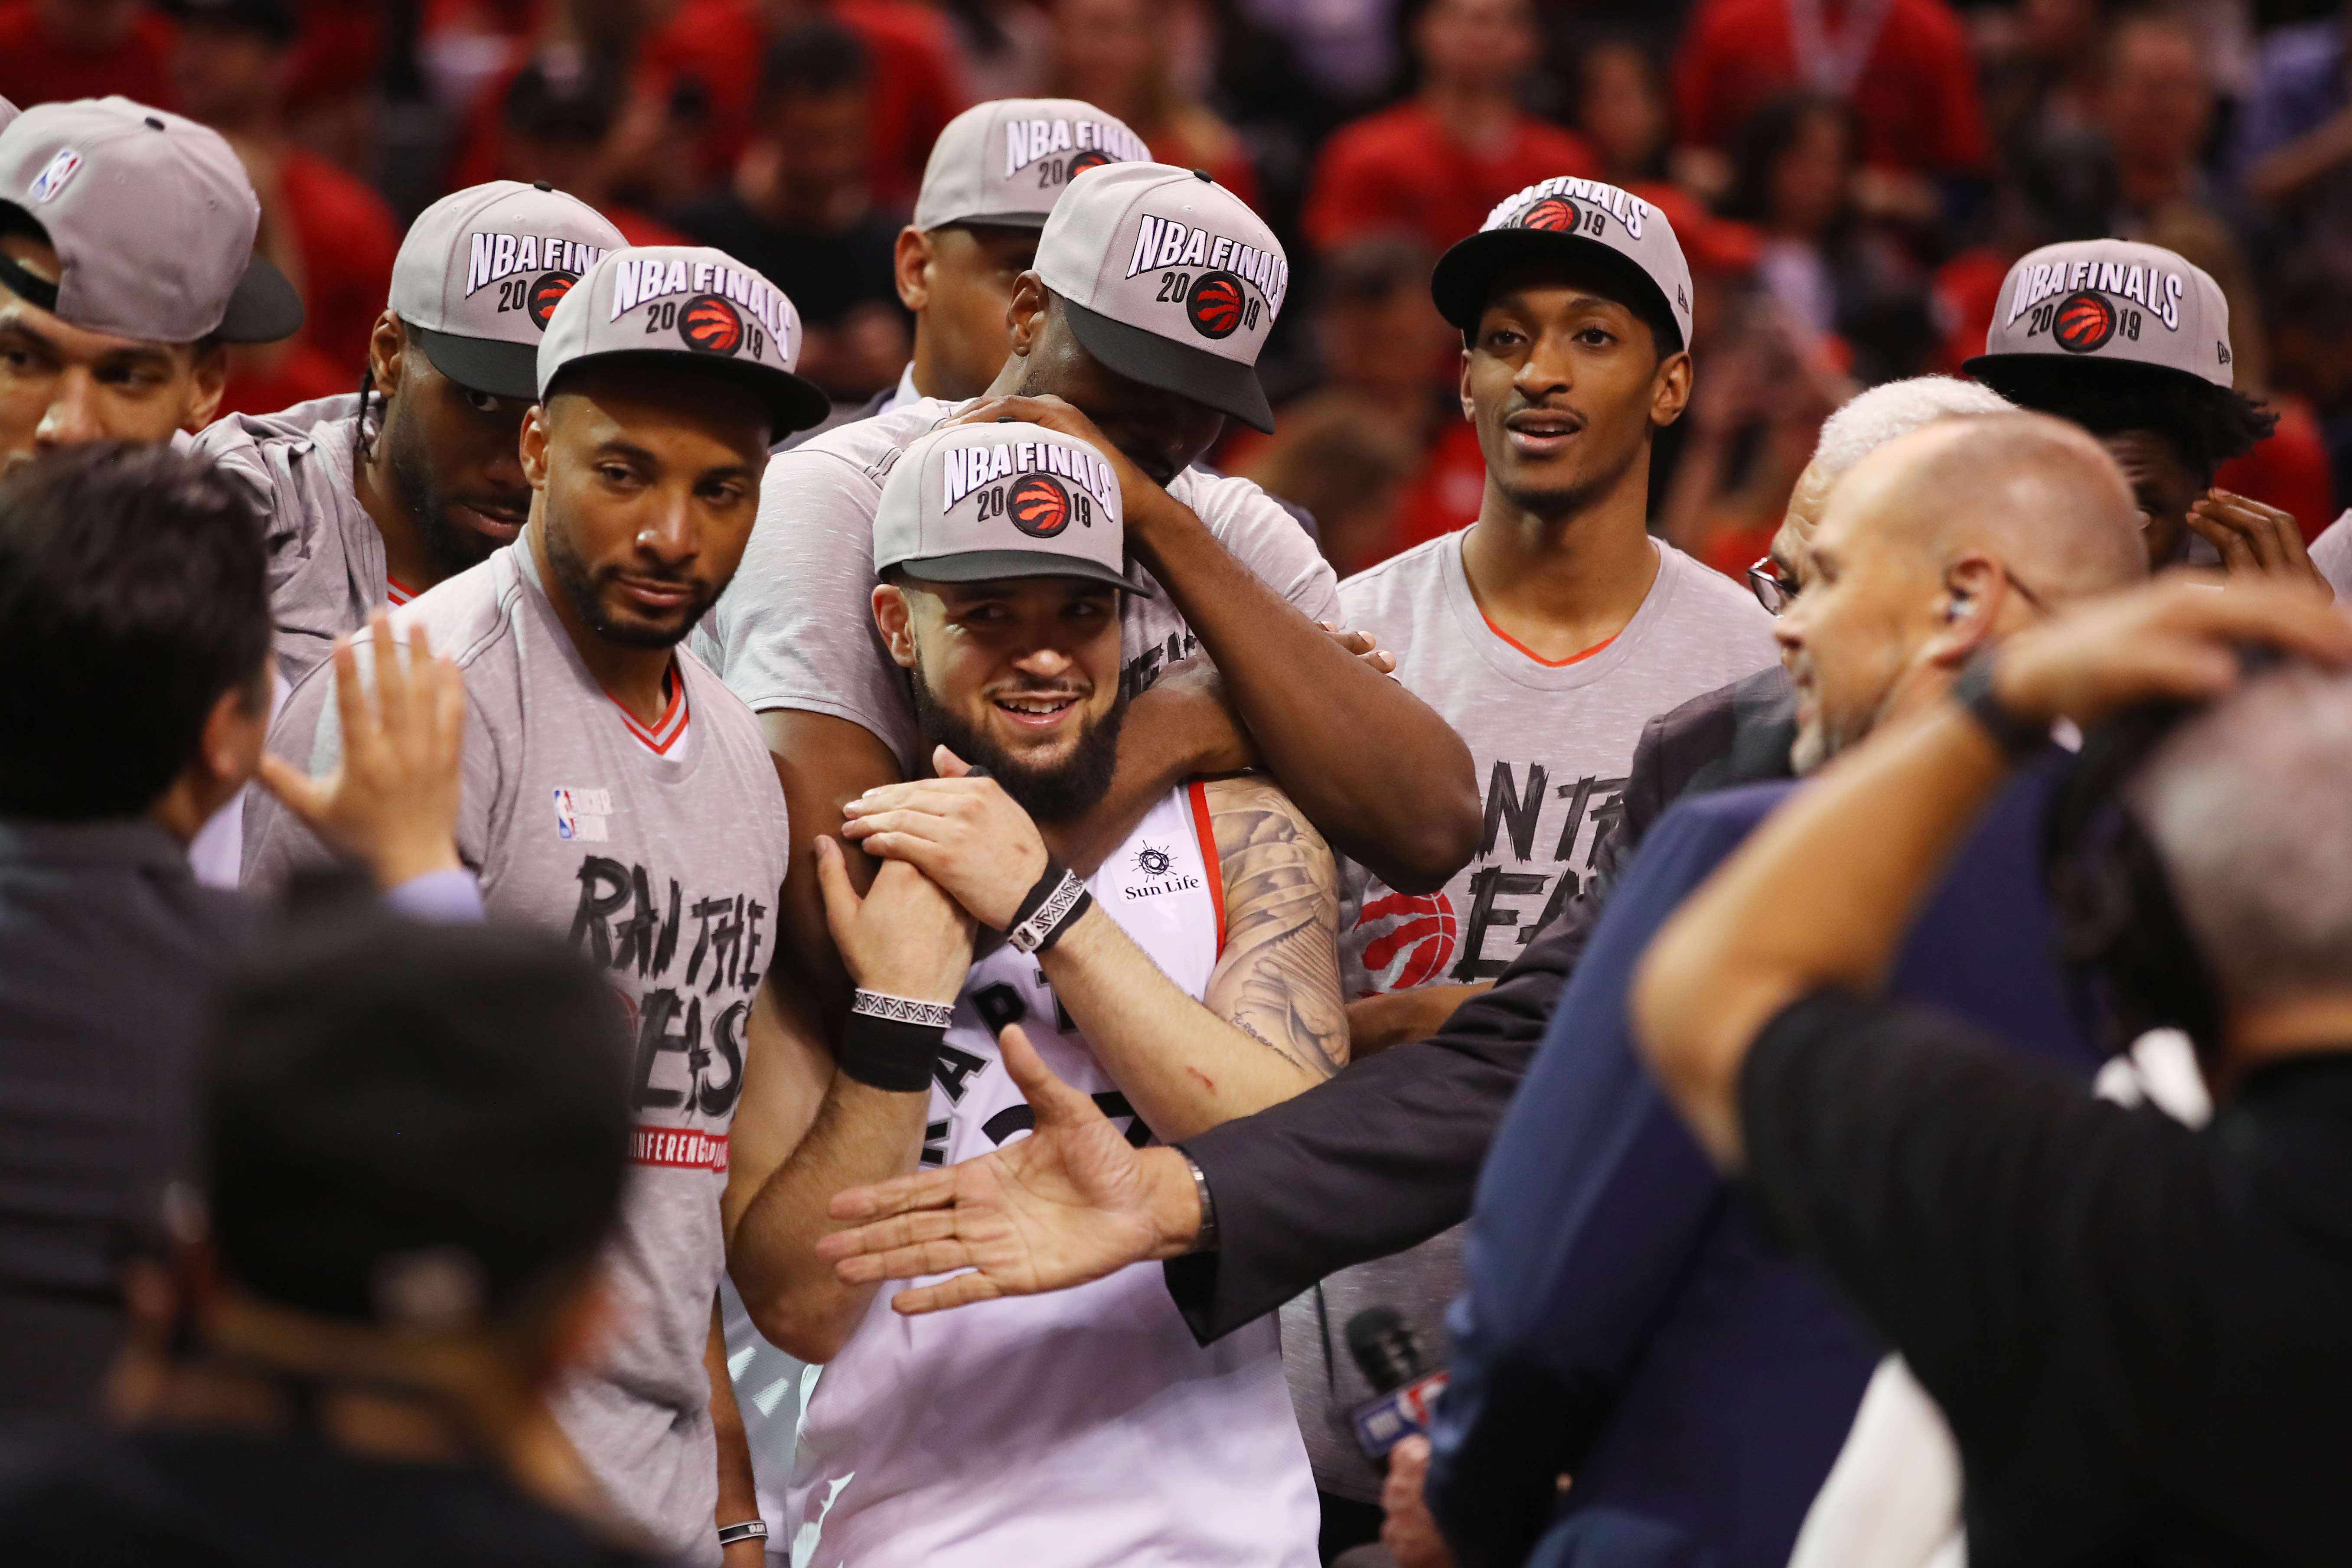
[1478,603,1617,668]
[1187,778,1226,957]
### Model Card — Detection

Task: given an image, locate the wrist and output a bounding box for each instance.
[368,837,463,891]
[1961,651,2055,755]
[1143,1147,1206,1260]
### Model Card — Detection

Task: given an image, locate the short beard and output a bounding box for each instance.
[543,512,710,650]
[910,668,1128,824]
[379,403,500,581]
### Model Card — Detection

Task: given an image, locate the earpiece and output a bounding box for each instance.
[1944,596,1970,624]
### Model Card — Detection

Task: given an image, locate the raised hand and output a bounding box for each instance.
[813,835,973,1004]
[839,747,1051,927]
[816,1024,1200,1314]
[254,612,465,889]
[2185,489,2329,592]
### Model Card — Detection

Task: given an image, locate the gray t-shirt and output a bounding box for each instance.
[245,541,789,1564]
[2310,509,2352,602]
[191,392,385,689]
[1285,528,1779,1502]
[697,395,1341,768]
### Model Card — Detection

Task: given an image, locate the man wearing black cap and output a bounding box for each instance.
[0,96,302,473]
[0,910,658,1566]
[247,245,830,1567]
[702,160,1479,1024]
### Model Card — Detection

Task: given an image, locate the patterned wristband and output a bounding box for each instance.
[1953,652,2049,760]
[718,1520,769,1548]
[1009,872,1091,954]
[851,989,956,1029]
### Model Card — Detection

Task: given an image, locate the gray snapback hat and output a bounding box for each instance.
[1965,239,2234,392]
[536,244,830,435]
[1034,162,1291,433]
[0,96,300,343]
[0,98,17,138]
[911,98,1150,232]
[1430,175,1694,352]
[392,179,626,399]
[875,418,1151,594]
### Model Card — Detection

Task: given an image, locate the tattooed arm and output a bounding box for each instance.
[1035,776,1346,1141]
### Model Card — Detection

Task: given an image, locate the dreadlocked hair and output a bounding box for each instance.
[1986,359,2277,482]
[353,363,379,462]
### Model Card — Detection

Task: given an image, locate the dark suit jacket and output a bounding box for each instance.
[1427,765,2102,1568]
[1166,665,1799,1341]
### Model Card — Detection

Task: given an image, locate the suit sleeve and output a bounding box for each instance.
[1426,796,1775,1568]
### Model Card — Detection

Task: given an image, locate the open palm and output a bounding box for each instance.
[817,1026,1183,1314]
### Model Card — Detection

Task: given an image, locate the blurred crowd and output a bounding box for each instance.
[7,0,2348,582]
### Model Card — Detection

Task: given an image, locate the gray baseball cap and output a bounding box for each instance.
[911,98,1150,232]
[0,98,17,138]
[875,418,1152,595]
[1430,175,1694,352]
[1965,239,2235,393]
[1034,161,1290,433]
[391,179,626,400]
[536,244,830,435]
[0,96,300,344]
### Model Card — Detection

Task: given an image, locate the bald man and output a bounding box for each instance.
[1421,410,2148,1568]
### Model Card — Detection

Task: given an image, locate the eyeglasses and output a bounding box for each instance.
[1747,554,1796,616]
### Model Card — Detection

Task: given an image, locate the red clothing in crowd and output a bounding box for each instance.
[274,146,401,375]
[1673,0,1989,173]
[1305,100,1599,254]
[0,1,177,111]
[218,339,349,421]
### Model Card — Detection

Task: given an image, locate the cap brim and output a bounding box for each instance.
[927,210,1051,233]
[1963,351,2231,398]
[1430,228,1682,350]
[544,349,833,438]
[214,250,304,344]
[411,328,541,401]
[1060,297,1275,434]
[892,549,1155,597]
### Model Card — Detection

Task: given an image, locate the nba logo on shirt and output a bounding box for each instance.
[553,788,578,840]
[551,786,612,841]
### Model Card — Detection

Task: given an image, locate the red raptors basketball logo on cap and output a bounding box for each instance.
[2053,290,2117,354]
[1185,270,1246,339]
[679,293,743,354]
[527,271,577,330]
[1068,148,1113,176]
[1007,473,1072,538]
[1354,889,1458,992]
[1517,195,1580,232]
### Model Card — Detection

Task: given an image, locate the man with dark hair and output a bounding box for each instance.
[672,21,908,401]
[195,180,627,687]
[0,96,301,473]
[0,909,658,1565]
[0,440,474,1418]
[248,244,824,1568]
[1967,237,2324,586]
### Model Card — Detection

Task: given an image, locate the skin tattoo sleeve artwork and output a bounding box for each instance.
[1204,776,1350,1082]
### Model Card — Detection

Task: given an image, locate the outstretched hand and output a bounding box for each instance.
[254,613,465,889]
[816,1024,1200,1314]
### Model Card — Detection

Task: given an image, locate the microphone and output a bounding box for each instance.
[1344,1305,1451,1461]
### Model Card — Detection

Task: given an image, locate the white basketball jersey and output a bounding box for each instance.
[786,783,1319,1568]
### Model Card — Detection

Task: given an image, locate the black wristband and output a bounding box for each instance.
[838,1012,943,1093]
[1010,854,1072,929]
[1953,652,2049,760]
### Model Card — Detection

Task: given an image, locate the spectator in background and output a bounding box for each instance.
[2235,0,2352,254]
[0,908,651,1567]
[672,22,910,401]
[1237,395,1418,577]
[2271,251,2352,518]
[1047,0,1260,206]
[496,58,689,247]
[2097,12,2242,240]
[1975,0,2106,176]
[1672,0,1987,211]
[1574,36,1672,189]
[1303,0,1594,257]
[0,0,177,111]
[170,0,398,399]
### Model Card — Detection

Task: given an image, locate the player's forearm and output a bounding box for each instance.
[729,1077,930,1362]
[703,1304,762,1537]
[1042,906,1328,1141]
[1346,981,1493,1056]
[1125,502,1479,893]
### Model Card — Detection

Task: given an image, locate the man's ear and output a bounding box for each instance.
[1651,348,1694,429]
[871,582,920,670]
[181,342,228,434]
[1919,554,2006,669]
[894,225,932,313]
[1005,271,1049,357]
[197,664,271,798]
[519,404,551,489]
[368,310,406,395]
[1458,346,1476,422]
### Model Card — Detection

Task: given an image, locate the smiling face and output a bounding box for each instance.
[874,573,1128,821]
[521,362,770,649]
[0,228,224,474]
[1461,258,1689,520]
[372,319,537,580]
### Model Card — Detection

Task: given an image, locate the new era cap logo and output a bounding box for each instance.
[679,293,743,354]
[27,149,80,204]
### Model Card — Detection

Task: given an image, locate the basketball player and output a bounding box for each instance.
[702,159,1478,1027]
[722,417,1339,1566]
[0,96,300,472]
[1966,237,2322,585]
[1288,175,1779,1532]
[247,244,831,1567]
[196,181,630,685]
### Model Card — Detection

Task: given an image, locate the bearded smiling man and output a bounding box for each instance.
[248,245,828,1568]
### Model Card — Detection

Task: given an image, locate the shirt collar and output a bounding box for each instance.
[890,361,923,410]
